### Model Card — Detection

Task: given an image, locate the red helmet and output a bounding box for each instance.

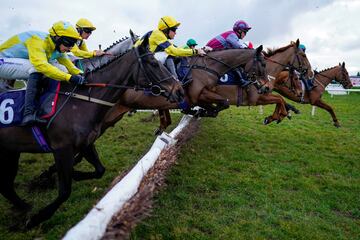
[233,20,251,32]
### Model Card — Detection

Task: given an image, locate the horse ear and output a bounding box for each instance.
[342,62,345,68]
[129,29,136,43]
[256,45,263,55]
[141,33,149,49]
[296,39,300,47]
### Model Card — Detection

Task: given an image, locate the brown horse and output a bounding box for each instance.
[0,32,184,228]
[201,39,312,125]
[272,62,352,127]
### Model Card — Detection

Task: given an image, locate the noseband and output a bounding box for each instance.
[133,48,175,97]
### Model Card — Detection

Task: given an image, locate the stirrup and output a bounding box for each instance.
[239,81,252,88]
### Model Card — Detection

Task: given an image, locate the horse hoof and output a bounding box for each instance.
[263,118,270,125]
[154,128,163,136]
[294,110,301,114]
[287,115,292,120]
[334,123,341,128]
[276,119,282,124]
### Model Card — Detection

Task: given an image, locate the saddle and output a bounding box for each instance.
[0,79,60,128]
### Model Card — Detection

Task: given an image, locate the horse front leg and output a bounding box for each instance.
[198,88,230,117]
[154,109,172,135]
[257,94,288,125]
[26,146,74,228]
[312,99,340,127]
[30,150,84,190]
[0,150,31,211]
[73,144,105,181]
[285,103,301,114]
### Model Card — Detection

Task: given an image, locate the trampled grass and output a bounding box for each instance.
[0,93,359,239]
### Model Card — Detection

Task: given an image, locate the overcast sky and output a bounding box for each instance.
[1,0,360,75]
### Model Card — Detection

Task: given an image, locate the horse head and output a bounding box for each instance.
[129,30,184,103]
[245,45,271,94]
[291,39,313,80]
[336,62,353,89]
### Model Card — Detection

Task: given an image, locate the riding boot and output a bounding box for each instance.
[307,79,316,90]
[238,77,252,87]
[234,68,252,87]
[302,79,315,91]
[165,57,178,79]
[177,58,193,84]
[22,72,47,125]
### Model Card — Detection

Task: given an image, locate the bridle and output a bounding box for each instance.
[314,65,350,88]
[265,45,310,93]
[132,46,175,97]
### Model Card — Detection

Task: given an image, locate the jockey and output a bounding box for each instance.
[298,44,315,91]
[183,38,198,49]
[299,44,306,53]
[71,18,107,59]
[0,21,86,125]
[206,20,253,87]
[135,16,206,78]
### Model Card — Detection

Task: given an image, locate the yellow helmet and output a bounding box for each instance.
[158,16,181,31]
[49,21,81,40]
[76,18,96,30]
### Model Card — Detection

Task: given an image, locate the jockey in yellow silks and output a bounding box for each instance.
[135,16,205,78]
[71,18,107,59]
[0,21,86,125]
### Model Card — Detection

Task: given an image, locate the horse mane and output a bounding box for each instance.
[81,34,139,76]
[84,49,132,77]
[263,43,295,57]
[103,36,130,52]
[317,66,337,74]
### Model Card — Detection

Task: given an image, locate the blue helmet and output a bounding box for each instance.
[299,44,306,52]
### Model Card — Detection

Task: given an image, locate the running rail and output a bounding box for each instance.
[63,115,193,240]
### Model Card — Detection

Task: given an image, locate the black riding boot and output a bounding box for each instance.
[22,72,47,125]
[235,69,252,87]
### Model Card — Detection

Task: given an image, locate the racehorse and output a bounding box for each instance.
[35,46,270,187]
[272,62,352,127]
[191,39,312,125]
[0,31,184,228]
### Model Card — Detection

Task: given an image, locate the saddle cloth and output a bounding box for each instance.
[218,70,248,85]
[0,80,60,128]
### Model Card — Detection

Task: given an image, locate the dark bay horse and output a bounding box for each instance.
[0,32,184,228]
[273,62,352,127]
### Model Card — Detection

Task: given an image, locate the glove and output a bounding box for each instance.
[69,75,86,85]
[203,46,213,52]
[196,48,206,56]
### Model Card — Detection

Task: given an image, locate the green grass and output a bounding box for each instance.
[131,93,360,240]
[0,93,359,239]
[0,113,181,240]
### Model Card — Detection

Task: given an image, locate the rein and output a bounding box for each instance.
[46,44,175,128]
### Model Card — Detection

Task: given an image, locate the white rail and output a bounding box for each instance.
[63,115,193,240]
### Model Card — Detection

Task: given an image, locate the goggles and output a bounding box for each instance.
[82,28,93,34]
[58,36,78,47]
[169,27,178,32]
